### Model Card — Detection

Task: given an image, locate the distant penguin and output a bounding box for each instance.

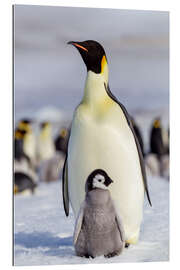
[14,172,37,195]
[162,126,169,155]
[131,117,145,157]
[37,122,55,165]
[14,129,30,164]
[74,169,125,258]
[55,127,69,155]
[14,129,38,183]
[150,117,166,159]
[18,119,37,166]
[145,153,160,176]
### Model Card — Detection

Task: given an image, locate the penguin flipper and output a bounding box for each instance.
[62,156,69,216]
[73,201,85,245]
[112,202,125,243]
[105,83,152,207]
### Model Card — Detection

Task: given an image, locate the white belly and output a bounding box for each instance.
[68,104,144,241]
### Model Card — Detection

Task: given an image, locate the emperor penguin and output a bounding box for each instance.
[37,121,55,165]
[14,172,37,195]
[14,128,38,183]
[74,169,125,258]
[14,129,30,164]
[18,119,37,166]
[63,40,152,245]
[150,117,166,159]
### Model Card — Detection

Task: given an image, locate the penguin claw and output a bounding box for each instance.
[85,254,94,259]
[104,252,118,258]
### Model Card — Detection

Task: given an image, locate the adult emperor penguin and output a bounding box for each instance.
[63,40,152,245]
[18,119,37,166]
[150,117,166,159]
[37,121,55,164]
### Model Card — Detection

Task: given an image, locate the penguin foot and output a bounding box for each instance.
[104,252,118,258]
[85,254,94,259]
[125,243,130,248]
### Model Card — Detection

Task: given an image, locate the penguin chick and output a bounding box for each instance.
[14,172,37,195]
[73,169,125,258]
[37,122,55,165]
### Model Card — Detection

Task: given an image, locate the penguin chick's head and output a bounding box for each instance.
[85,169,113,192]
[67,40,107,74]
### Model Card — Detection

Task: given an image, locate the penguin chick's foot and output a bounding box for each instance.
[125,243,130,248]
[104,251,119,258]
[85,254,94,259]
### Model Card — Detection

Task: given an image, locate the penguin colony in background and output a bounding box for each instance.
[18,119,37,167]
[63,40,152,248]
[14,119,69,194]
[14,121,38,194]
[37,122,55,165]
[146,117,169,179]
[74,169,125,258]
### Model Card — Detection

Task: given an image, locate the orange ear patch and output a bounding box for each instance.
[101,55,107,73]
[73,43,88,52]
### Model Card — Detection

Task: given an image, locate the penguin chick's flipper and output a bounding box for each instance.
[104,83,152,207]
[62,156,69,216]
[112,201,125,244]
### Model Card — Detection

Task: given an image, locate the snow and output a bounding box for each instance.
[14,174,169,266]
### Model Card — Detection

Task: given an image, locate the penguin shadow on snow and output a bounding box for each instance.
[14,231,74,257]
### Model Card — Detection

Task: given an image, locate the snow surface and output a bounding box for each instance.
[14,174,169,266]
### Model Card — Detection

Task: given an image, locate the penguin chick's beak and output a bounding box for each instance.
[67,41,88,52]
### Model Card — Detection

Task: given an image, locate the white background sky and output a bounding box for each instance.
[14,4,169,121]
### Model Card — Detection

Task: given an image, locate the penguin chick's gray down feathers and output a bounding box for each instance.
[73,169,125,258]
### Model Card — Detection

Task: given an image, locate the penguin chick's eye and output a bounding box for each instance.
[94,174,105,183]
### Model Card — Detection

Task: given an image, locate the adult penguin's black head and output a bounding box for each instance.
[67,40,107,74]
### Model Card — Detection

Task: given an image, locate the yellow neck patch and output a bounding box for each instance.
[15,130,23,139]
[101,55,107,74]
[18,122,31,132]
[14,184,19,194]
[154,120,160,128]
